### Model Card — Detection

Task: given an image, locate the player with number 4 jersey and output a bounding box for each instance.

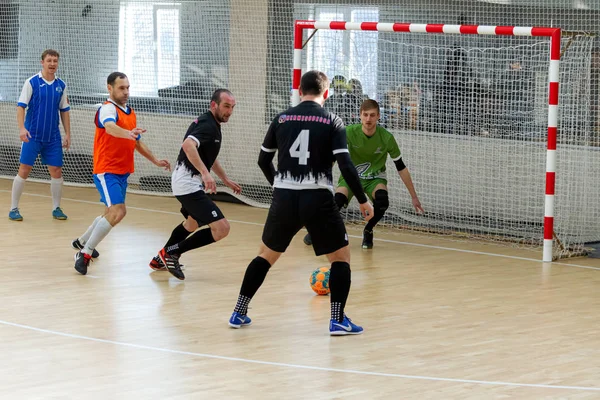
[228,70,373,336]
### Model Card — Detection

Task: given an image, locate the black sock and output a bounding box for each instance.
[234,294,252,316]
[167,228,215,256]
[365,190,388,231]
[164,223,193,248]
[234,257,271,314]
[331,302,343,323]
[365,206,386,231]
[329,261,351,322]
[365,219,379,233]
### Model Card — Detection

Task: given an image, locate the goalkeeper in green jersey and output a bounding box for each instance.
[304,99,424,249]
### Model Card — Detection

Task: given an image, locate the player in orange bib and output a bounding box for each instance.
[72,72,171,275]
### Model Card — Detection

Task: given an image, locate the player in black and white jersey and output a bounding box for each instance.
[151,89,241,280]
[228,70,374,336]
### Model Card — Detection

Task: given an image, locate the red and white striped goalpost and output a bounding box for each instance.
[292,20,561,262]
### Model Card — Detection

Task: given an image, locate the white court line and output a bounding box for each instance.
[0,319,599,392]
[4,190,600,272]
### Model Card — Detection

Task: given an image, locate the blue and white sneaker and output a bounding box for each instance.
[8,208,23,221]
[229,311,252,328]
[329,315,364,336]
[52,207,68,220]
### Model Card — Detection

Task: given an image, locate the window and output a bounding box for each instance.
[307,6,379,99]
[119,2,180,96]
[0,3,18,59]
[154,6,180,91]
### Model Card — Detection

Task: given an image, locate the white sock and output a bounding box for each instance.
[79,216,102,245]
[11,175,26,210]
[83,217,113,256]
[50,177,63,209]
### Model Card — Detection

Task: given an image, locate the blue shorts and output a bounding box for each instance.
[20,139,63,167]
[93,173,130,207]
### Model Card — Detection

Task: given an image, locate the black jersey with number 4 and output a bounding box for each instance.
[261,101,347,191]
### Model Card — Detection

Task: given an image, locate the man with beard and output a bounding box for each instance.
[151,89,241,280]
[73,72,171,275]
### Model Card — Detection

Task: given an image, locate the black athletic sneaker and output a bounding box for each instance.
[74,251,92,275]
[362,229,373,249]
[303,233,313,246]
[158,248,185,280]
[72,238,100,258]
[149,255,166,271]
[149,254,185,272]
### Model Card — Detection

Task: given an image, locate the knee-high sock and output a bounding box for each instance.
[79,216,102,244]
[365,190,389,232]
[166,228,215,256]
[50,177,63,209]
[233,256,271,315]
[164,222,194,248]
[11,175,26,210]
[329,261,351,323]
[83,217,113,255]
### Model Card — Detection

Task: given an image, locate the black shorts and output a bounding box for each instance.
[176,190,225,226]
[262,188,348,256]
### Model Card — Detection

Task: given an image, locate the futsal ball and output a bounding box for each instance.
[309,266,330,295]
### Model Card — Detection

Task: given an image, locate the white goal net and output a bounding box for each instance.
[0,1,598,260]
[300,23,596,259]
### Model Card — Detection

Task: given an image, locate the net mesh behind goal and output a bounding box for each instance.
[0,1,598,260]
[0,0,274,208]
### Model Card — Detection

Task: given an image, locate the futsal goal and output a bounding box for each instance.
[292,20,597,261]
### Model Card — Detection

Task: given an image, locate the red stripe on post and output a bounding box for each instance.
[460,25,479,34]
[495,26,514,35]
[392,23,411,32]
[294,23,303,50]
[544,216,554,240]
[548,82,559,105]
[550,29,561,60]
[295,20,315,28]
[547,127,557,150]
[545,172,555,195]
[292,69,301,89]
[531,27,556,37]
[330,21,346,30]
[361,22,378,31]
[425,24,444,33]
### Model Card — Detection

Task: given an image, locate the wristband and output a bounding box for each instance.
[135,133,141,141]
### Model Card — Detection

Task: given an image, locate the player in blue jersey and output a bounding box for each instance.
[9,49,71,221]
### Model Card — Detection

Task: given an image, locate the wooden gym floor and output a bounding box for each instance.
[1,179,600,399]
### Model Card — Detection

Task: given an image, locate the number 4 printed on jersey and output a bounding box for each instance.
[289,129,310,165]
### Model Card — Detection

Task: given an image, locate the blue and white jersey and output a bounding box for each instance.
[18,72,70,142]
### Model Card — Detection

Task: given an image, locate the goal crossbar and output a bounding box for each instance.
[292,20,561,262]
